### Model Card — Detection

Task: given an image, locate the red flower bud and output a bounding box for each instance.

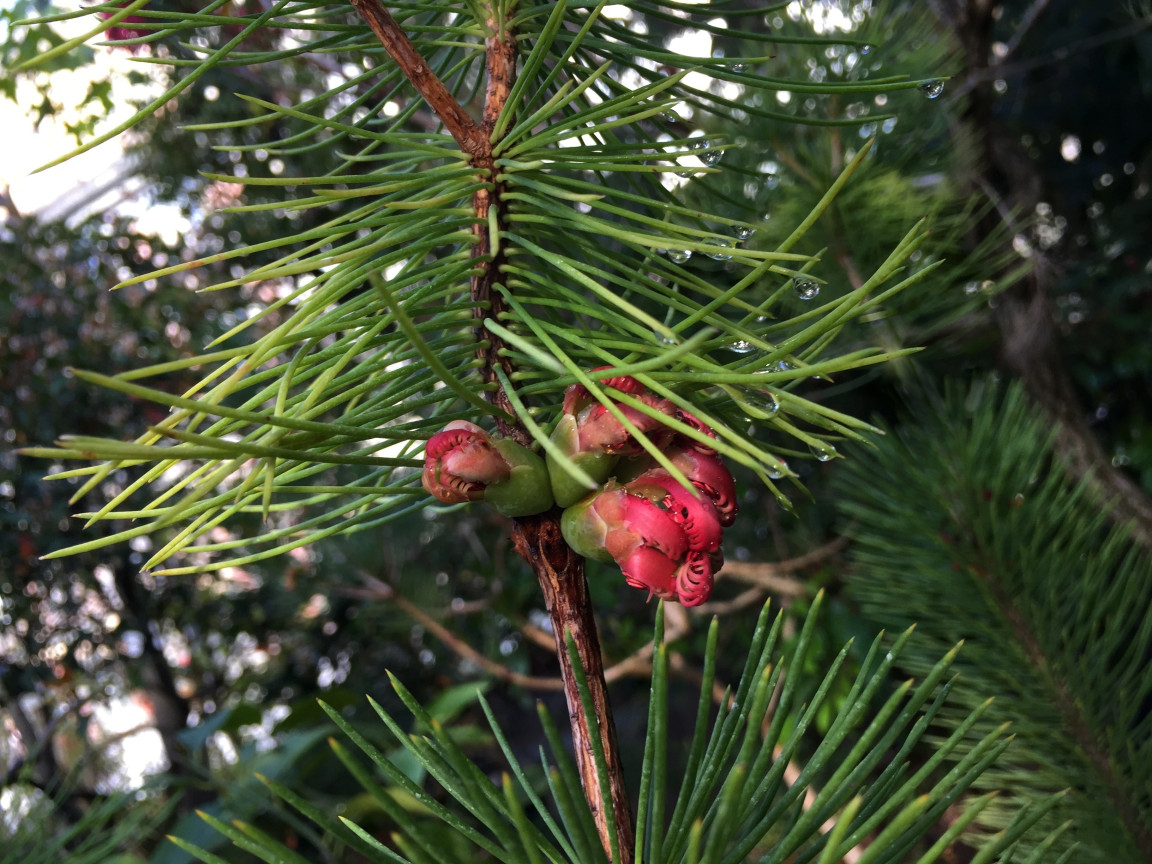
[559,371,676,458]
[575,395,676,455]
[620,546,680,600]
[666,446,739,527]
[673,408,718,454]
[547,414,619,509]
[422,421,511,504]
[627,471,723,553]
[674,551,715,607]
[561,485,718,605]
[423,421,554,516]
[563,489,683,559]
[562,368,647,416]
[100,3,151,49]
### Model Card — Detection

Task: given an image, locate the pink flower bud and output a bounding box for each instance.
[666,445,739,527]
[620,546,679,600]
[626,471,723,553]
[422,421,511,504]
[674,550,714,607]
[673,408,718,454]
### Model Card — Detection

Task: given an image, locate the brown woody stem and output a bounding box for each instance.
[513,514,636,863]
[348,3,634,859]
[347,0,483,154]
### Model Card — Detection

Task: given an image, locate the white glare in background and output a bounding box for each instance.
[787,0,870,33]
[665,28,714,93]
[1061,134,1081,162]
[666,27,712,62]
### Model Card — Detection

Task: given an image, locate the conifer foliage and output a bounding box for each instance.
[836,382,1152,861]
[17,2,1076,862]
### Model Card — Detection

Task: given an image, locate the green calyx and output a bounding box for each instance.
[559,494,614,563]
[483,438,555,517]
[547,415,619,508]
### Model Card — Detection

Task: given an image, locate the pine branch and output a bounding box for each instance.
[346,0,483,155]
[347,2,634,858]
[837,381,1152,860]
[969,524,1152,856]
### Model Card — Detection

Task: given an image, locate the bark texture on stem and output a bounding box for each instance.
[513,513,636,864]
[348,3,635,859]
[347,0,482,154]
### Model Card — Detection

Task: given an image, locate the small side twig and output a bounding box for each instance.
[346,0,482,155]
[341,576,566,690]
[717,536,847,594]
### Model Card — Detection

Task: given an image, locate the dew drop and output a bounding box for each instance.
[860,44,873,55]
[666,248,692,263]
[918,79,945,99]
[963,281,980,295]
[734,225,755,241]
[704,238,734,260]
[809,441,838,462]
[728,340,755,354]
[770,359,794,374]
[692,138,723,166]
[654,331,680,346]
[980,279,995,292]
[793,278,820,300]
[730,62,748,73]
[767,458,788,480]
[747,389,779,417]
[661,112,680,125]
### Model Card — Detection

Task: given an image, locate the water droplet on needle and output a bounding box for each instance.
[918,80,944,99]
[793,278,820,300]
[810,441,838,462]
[704,238,734,260]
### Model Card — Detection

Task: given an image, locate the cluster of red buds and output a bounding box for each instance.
[551,373,736,606]
[421,372,738,606]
